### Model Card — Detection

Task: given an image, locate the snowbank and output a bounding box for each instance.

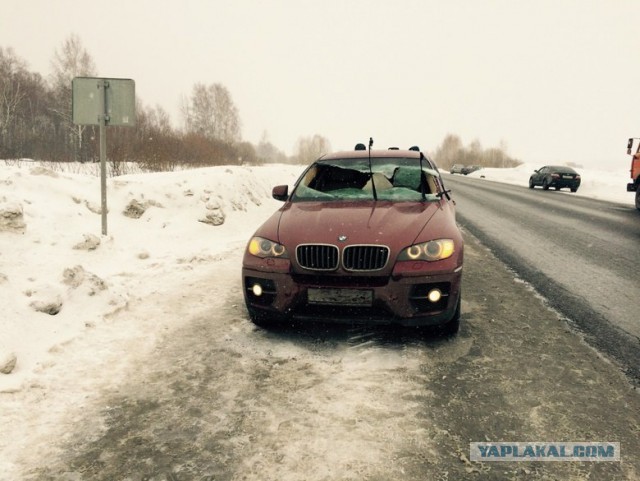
[0,162,303,393]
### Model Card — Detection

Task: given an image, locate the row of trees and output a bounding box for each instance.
[432,134,522,170]
[1,35,333,172]
[2,35,521,173]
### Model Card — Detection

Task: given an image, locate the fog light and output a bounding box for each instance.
[252,284,263,297]
[427,288,442,303]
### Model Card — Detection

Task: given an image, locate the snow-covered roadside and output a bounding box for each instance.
[0,161,308,477]
[0,162,304,394]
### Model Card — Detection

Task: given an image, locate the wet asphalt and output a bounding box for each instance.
[445,174,640,384]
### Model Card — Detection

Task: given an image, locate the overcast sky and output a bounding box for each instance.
[3,0,640,167]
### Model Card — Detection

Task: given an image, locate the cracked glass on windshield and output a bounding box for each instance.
[292,157,441,202]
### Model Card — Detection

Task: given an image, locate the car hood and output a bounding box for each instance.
[275,200,442,248]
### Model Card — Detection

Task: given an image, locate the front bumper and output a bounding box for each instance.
[242,263,462,327]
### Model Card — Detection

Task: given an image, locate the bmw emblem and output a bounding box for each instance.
[338,235,348,242]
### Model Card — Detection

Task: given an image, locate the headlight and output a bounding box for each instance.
[398,239,455,262]
[247,236,289,258]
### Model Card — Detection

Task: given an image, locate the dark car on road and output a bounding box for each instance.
[529,165,581,192]
[450,164,464,174]
[461,165,482,175]
[242,144,464,334]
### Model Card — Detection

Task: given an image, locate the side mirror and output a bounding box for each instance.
[272,185,289,201]
[627,138,634,155]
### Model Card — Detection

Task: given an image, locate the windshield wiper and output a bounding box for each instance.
[419,152,427,201]
[436,189,452,201]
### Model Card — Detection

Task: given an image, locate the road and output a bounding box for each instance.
[12,235,640,481]
[444,173,640,382]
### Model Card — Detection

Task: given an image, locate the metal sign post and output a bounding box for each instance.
[72,77,135,235]
[99,80,108,235]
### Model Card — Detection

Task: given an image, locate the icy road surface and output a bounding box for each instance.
[8,235,640,481]
[445,174,640,383]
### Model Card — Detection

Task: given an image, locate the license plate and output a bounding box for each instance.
[307,288,373,306]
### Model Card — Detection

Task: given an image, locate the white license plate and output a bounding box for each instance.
[307,288,373,306]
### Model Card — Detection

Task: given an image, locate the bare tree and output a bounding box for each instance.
[294,134,331,164]
[49,34,97,161]
[256,131,288,164]
[184,82,241,143]
[185,83,213,138]
[0,48,54,159]
[211,83,240,143]
[432,133,521,169]
[135,103,179,171]
[179,92,190,131]
[432,134,464,169]
[0,48,25,154]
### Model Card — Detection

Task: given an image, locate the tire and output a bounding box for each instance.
[247,305,279,328]
[440,295,461,336]
[528,178,535,189]
[542,179,550,190]
[571,187,578,193]
[636,188,640,211]
[554,186,560,191]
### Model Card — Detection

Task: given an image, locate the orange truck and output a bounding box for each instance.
[626,138,640,211]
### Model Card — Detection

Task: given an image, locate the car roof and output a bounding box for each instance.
[319,149,423,161]
[547,165,577,172]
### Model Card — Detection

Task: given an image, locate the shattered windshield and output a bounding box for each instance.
[292,157,442,202]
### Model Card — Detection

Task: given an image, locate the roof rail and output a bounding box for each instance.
[354,143,366,151]
[388,147,399,150]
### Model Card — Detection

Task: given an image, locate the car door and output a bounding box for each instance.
[534,166,548,185]
[531,167,540,185]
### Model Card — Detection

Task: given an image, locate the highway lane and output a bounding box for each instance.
[444,173,640,381]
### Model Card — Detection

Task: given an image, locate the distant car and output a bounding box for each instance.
[529,166,581,192]
[461,165,482,175]
[242,145,464,334]
[450,164,464,174]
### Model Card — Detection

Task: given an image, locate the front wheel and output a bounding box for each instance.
[571,187,578,193]
[246,305,284,328]
[636,188,640,211]
[542,179,550,190]
[528,178,535,189]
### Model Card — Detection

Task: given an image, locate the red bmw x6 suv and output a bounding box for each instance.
[242,143,464,334]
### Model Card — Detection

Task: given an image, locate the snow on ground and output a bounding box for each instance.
[0,159,636,476]
[0,160,635,391]
[0,161,303,394]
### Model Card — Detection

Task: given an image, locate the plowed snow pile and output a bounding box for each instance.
[0,162,302,392]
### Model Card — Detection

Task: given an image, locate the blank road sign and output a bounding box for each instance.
[72,77,136,126]
[105,79,136,126]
